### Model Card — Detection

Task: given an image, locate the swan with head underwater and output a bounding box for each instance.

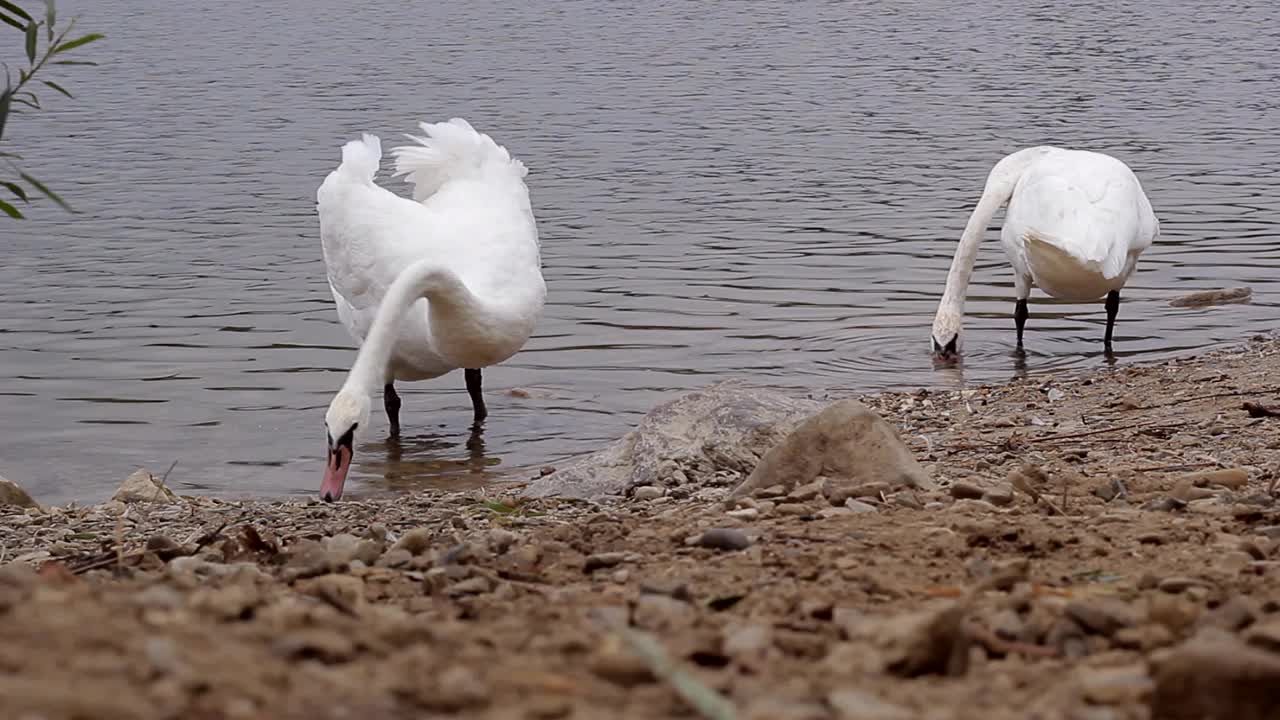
[316,118,545,501]
[930,146,1159,361]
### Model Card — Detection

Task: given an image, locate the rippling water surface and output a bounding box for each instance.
[3,0,1279,503]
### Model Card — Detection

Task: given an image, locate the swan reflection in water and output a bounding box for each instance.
[351,428,503,495]
[930,341,1122,387]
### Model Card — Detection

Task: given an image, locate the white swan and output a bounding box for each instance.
[316,118,545,501]
[931,146,1158,359]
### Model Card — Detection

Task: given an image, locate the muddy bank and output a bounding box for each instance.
[3,336,1280,719]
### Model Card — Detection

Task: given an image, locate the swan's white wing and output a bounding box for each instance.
[319,173,543,378]
[317,122,545,381]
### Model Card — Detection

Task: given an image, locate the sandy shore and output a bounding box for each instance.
[3,335,1280,719]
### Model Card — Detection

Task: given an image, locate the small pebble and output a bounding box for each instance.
[844,499,879,514]
[697,528,752,551]
[982,486,1015,506]
[950,482,986,500]
[631,486,665,501]
[583,552,628,573]
[1221,551,1254,574]
[1158,576,1208,594]
[787,480,824,502]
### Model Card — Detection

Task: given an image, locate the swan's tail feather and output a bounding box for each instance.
[389,118,527,203]
[337,133,383,184]
[1023,230,1119,301]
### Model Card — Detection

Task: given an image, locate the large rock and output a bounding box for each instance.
[727,398,934,502]
[522,381,822,500]
[1149,630,1280,720]
[112,469,179,504]
[0,474,40,510]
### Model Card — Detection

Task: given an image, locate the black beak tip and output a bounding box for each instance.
[931,336,960,364]
[322,492,334,503]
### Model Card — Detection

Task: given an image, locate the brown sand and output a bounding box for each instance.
[3,336,1280,719]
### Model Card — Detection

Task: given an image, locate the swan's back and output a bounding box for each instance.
[1006,148,1157,280]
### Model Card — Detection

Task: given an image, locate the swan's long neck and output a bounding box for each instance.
[937,189,1009,315]
[342,259,488,394]
[933,147,1054,341]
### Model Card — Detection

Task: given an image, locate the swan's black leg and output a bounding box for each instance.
[465,368,487,429]
[1104,290,1121,351]
[1014,298,1029,351]
[384,382,401,436]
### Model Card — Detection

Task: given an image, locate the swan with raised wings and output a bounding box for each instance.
[316,118,545,501]
[931,146,1158,360]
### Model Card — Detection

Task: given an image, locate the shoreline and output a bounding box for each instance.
[3,333,1280,718]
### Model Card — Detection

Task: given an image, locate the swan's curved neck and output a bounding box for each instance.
[938,190,1008,312]
[934,147,1052,335]
[342,259,484,394]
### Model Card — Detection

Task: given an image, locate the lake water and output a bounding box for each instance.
[3,0,1278,504]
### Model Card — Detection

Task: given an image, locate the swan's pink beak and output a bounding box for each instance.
[321,445,352,502]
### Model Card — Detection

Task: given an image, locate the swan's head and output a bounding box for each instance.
[930,308,963,362]
[321,388,370,502]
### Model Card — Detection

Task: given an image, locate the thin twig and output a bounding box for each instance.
[113,513,126,572]
[70,513,244,576]
[160,460,179,486]
[71,549,147,575]
[612,624,738,720]
[191,519,232,554]
[1025,420,1177,444]
[1133,462,1218,473]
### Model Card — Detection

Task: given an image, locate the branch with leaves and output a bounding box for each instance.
[0,0,101,219]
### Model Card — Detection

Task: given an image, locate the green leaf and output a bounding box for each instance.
[0,198,22,218]
[52,60,96,66]
[1,180,28,201]
[44,0,54,41]
[1,11,27,31]
[53,32,101,54]
[19,172,72,212]
[24,20,36,62]
[0,0,32,21]
[42,79,70,98]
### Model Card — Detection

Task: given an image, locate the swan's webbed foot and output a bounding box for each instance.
[384,382,401,436]
[465,368,487,431]
[1103,290,1120,351]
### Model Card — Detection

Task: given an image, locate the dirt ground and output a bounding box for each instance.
[4,336,1280,719]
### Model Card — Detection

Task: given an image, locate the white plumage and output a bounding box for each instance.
[931,146,1158,358]
[315,118,545,501]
